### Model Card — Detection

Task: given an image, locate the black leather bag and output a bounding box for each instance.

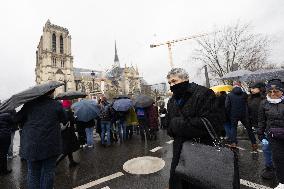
[175,117,238,189]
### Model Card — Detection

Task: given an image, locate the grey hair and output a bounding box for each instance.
[166,68,189,80]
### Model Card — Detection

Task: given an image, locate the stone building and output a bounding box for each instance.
[74,41,142,98]
[35,21,142,98]
[35,20,75,94]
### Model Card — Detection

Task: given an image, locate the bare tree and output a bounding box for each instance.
[193,22,271,79]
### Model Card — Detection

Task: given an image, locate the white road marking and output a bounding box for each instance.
[150,146,163,152]
[73,172,124,189]
[236,147,246,151]
[101,187,110,189]
[240,179,272,189]
[166,140,174,144]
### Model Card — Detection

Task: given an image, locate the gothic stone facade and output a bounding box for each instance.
[35,21,141,98]
[35,20,75,94]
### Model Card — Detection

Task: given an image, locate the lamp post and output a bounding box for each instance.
[91,70,96,92]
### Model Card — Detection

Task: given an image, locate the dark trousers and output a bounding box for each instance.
[77,127,86,146]
[230,117,256,145]
[27,156,57,189]
[0,136,11,173]
[270,138,284,183]
[160,117,166,129]
[138,119,149,140]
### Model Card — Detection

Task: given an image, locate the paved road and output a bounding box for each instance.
[0,130,279,189]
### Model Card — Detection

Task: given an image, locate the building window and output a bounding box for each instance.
[52,33,56,52]
[60,35,64,54]
[61,59,65,68]
[52,57,56,67]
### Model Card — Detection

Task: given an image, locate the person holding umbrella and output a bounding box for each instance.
[134,95,154,140]
[112,98,133,142]
[15,88,67,189]
[72,99,100,148]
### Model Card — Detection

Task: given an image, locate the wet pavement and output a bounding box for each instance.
[0,130,279,189]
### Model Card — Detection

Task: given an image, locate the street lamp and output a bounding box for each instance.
[91,70,96,92]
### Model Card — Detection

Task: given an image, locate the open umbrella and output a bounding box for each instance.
[55,91,87,100]
[210,85,233,93]
[113,99,133,111]
[71,99,100,122]
[222,70,252,80]
[133,95,154,108]
[0,81,63,113]
[241,68,284,82]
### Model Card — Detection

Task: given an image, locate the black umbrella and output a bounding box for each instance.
[133,95,154,108]
[55,91,87,100]
[0,81,63,113]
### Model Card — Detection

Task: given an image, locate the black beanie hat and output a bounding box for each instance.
[249,82,265,89]
[266,80,284,91]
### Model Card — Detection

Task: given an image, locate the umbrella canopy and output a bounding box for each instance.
[71,99,100,122]
[113,99,133,111]
[241,68,284,82]
[222,70,252,80]
[0,81,63,113]
[210,85,233,93]
[55,91,87,100]
[133,95,154,108]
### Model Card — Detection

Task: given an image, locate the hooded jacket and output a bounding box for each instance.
[15,96,67,161]
[225,87,248,119]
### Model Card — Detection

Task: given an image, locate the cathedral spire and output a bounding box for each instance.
[114,41,120,67]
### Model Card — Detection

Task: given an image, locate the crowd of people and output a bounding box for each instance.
[0,89,166,188]
[0,67,283,189]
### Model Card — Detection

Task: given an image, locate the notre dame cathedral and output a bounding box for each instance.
[35,20,142,98]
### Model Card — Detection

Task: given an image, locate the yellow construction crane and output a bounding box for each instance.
[150,32,216,68]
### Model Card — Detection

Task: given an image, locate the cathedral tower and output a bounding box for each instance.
[35,20,75,93]
[114,41,120,68]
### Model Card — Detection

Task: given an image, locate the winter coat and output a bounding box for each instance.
[258,99,284,135]
[216,93,230,123]
[15,96,67,161]
[225,87,248,119]
[146,105,159,130]
[0,112,13,138]
[248,93,265,128]
[126,107,139,126]
[166,82,224,189]
[61,109,79,154]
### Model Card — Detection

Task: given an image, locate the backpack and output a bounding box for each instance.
[136,108,145,118]
[100,105,111,120]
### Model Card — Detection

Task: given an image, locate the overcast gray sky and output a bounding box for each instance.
[0,0,284,100]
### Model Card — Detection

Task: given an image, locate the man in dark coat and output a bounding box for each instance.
[15,90,67,189]
[165,68,231,189]
[0,112,13,175]
[225,84,257,151]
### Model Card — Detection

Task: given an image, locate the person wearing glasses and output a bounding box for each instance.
[258,79,284,189]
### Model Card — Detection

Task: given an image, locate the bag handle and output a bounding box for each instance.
[200,117,222,147]
[176,107,221,147]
